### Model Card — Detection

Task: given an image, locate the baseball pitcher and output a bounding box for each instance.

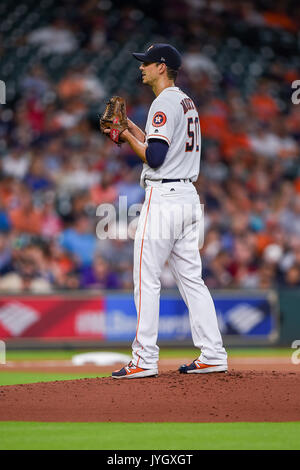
[100,43,228,378]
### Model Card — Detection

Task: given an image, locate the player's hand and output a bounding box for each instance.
[103,127,129,140]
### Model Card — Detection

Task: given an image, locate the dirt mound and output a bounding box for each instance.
[0,370,299,422]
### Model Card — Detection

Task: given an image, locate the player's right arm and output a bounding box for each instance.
[116,129,168,168]
[103,122,148,163]
[121,129,148,163]
[127,118,146,143]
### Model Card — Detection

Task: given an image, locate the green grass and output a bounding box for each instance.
[0,372,109,386]
[5,347,292,362]
[0,422,299,450]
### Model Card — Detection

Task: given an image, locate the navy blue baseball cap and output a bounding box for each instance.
[132,43,182,70]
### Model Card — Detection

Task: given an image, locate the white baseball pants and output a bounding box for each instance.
[132,180,227,369]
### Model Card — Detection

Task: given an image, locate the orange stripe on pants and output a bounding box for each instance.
[135,187,153,366]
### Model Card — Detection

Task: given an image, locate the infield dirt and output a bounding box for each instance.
[0,369,299,423]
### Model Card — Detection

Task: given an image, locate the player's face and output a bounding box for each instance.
[139,62,160,86]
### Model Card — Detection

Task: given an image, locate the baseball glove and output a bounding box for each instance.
[99,96,128,145]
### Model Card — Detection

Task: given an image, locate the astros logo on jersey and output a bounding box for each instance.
[152,111,167,127]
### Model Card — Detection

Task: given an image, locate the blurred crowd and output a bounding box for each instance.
[0,0,300,292]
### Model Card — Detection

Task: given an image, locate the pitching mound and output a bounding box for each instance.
[0,370,299,422]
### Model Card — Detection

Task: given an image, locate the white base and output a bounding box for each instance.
[72,352,131,366]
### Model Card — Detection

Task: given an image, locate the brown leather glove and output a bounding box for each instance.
[99,96,128,145]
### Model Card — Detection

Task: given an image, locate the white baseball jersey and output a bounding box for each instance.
[141,86,201,187]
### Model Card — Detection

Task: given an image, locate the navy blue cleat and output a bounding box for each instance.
[179,359,228,374]
[112,361,158,379]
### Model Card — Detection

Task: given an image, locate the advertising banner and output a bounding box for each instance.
[0,290,279,344]
[106,291,279,344]
[0,296,105,339]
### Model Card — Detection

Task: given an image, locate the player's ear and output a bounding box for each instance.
[157,62,166,74]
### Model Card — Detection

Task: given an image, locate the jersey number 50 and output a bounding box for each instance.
[185,117,200,152]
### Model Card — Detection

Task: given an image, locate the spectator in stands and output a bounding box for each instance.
[202,144,228,183]
[47,239,75,288]
[284,265,300,286]
[183,43,220,83]
[96,222,134,274]
[0,0,299,292]
[249,80,279,123]
[90,170,118,205]
[40,192,63,239]
[0,231,12,274]
[27,18,78,54]
[279,194,300,236]
[262,3,299,32]
[21,65,53,101]
[2,146,30,180]
[9,186,43,235]
[249,123,281,160]
[59,213,96,267]
[0,200,11,233]
[53,153,100,193]
[58,65,106,103]
[80,254,120,289]
[116,167,145,207]
[24,153,53,192]
[0,245,52,293]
